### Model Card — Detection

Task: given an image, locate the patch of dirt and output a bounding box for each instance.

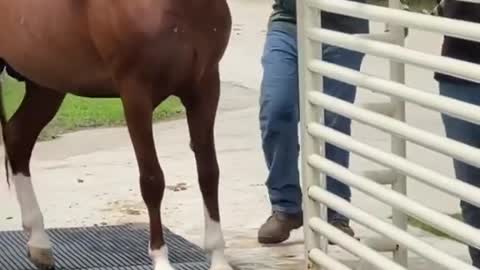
[102,200,146,217]
[166,182,189,192]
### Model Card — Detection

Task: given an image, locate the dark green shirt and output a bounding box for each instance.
[269,0,369,34]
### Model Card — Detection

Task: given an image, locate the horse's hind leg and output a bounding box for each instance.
[5,82,65,270]
[183,68,232,270]
[118,78,174,270]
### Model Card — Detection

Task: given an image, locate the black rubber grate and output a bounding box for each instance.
[0,223,209,270]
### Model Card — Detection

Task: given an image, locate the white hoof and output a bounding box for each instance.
[151,246,175,270]
[153,261,176,270]
[27,246,55,270]
[210,265,233,270]
[210,250,233,270]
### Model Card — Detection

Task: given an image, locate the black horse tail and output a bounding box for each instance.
[0,67,10,186]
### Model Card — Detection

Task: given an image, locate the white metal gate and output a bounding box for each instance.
[297,0,480,269]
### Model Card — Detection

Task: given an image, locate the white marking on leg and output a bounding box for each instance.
[204,207,232,270]
[150,246,175,270]
[12,173,51,249]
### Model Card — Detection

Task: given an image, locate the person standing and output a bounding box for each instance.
[258,0,369,244]
[434,0,480,267]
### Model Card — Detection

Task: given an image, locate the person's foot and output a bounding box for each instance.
[329,219,355,245]
[258,211,303,244]
[331,219,354,237]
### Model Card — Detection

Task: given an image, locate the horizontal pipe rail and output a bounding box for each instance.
[309,249,352,270]
[307,28,480,84]
[307,123,480,208]
[361,102,395,117]
[306,0,480,42]
[356,32,397,43]
[308,60,480,125]
[363,169,397,185]
[360,237,398,252]
[308,91,480,168]
[309,217,407,270]
[307,155,480,250]
[308,185,479,270]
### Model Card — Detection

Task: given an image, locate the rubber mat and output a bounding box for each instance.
[0,223,209,270]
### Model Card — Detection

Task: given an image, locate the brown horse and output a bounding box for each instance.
[0,1,232,270]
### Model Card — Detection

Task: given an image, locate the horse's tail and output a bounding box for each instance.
[0,71,10,186]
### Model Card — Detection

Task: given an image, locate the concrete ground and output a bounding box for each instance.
[0,0,476,269]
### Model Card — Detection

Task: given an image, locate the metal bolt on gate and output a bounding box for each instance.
[297,0,480,269]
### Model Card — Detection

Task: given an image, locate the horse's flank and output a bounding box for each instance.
[0,0,232,97]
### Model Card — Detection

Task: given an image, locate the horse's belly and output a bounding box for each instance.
[5,54,113,94]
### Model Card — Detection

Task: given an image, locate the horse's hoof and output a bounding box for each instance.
[209,252,233,270]
[209,260,234,270]
[27,246,55,270]
[210,265,234,270]
[153,262,176,270]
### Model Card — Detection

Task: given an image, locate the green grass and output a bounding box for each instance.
[389,213,464,241]
[407,213,464,240]
[367,0,438,12]
[3,76,185,140]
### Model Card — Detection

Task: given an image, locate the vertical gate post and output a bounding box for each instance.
[387,0,408,267]
[297,0,327,269]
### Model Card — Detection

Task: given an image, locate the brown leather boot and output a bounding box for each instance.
[331,219,355,237]
[258,211,303,244]
[329,219,355,245]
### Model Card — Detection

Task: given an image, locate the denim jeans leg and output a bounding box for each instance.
[259,29,302,215]
[259,31,366,221]
[322,45,365,222]
[439,81,480,267]
[454,160,480,268]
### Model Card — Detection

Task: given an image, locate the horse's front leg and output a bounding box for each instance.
[119,78,174,270]
[183,69,232,270]
[5,82,65,270]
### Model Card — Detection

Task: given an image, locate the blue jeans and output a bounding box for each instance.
[440,81,480,267]
[259,28,365,222]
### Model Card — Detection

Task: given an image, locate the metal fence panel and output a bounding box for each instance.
[297,0,480,269]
